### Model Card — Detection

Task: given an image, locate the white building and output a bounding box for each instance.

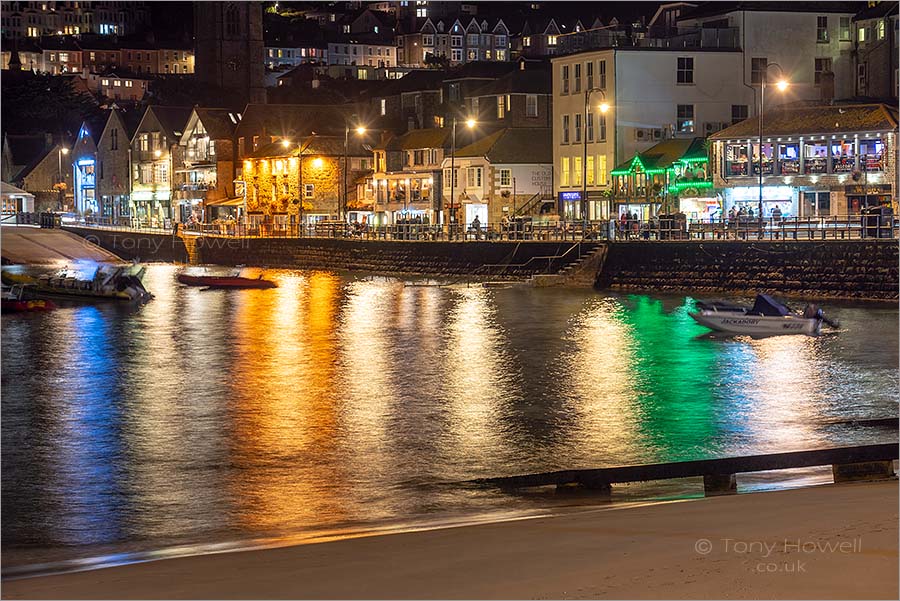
[674,4,857,101]
[442,127,553,227]
[264,44,327,69]
[327,37,396,68]
[552,48,755,220]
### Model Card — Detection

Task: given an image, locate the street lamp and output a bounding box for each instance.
[757,63,789,225]
[342,124,367,223]
[448,115,476,240]
[583,88,609,232]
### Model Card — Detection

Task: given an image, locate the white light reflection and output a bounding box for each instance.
[558,297,644,464]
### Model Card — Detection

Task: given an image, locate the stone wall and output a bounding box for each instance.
[63,226,595,276]
[62,226,898,300]
[193,237,596,277]
[597,240,899,301]
[64,227,189,263]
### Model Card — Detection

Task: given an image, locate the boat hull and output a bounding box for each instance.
[1,298,56,313]
[690,311,822,336]
[177,274,277,289]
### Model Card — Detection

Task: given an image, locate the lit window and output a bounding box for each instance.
[858,26,866,42]
[676,104,695,133]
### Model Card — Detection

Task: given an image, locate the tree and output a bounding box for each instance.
[1,72,98,136]
[423,54,450,70]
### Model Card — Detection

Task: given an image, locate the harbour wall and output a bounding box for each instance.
[62,227,595,277]
[598,240,899,301]
[63,228,898,300]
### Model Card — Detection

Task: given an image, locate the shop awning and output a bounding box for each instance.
[206,197,244,207]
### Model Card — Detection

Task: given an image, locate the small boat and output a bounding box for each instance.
[3,263,152,302]
[1,284,56,313]
[177,268,277,289]
[689,294,838,336]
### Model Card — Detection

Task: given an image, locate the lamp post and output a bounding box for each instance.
[342,124,366,223]
[757,63,789,225]
[448,116,476,240]
[582,87,609,232]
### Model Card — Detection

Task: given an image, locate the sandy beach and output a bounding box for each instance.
[3,480,897,600]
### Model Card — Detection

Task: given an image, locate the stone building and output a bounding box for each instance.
[241,135,373,228]
[194,1,266,107]
[233,104,353,161]
[1,133,72,211]
[129,105,192,226]
[464,62,552,129]
[709,103,898,218]
[177,108,242,222]
[96,106,141,222]
[366,128,453,225]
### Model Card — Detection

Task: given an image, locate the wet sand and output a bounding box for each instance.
[3,481,897,600]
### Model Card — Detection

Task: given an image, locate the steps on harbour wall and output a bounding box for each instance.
[530,244,608,288]
[179,233,201,264]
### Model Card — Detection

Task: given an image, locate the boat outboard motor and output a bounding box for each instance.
[803,303,839,328]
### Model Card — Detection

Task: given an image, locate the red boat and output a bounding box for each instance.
[1,285,57,313]
[177,270,277,289]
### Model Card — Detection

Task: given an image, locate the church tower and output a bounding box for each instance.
[194,2,266,107]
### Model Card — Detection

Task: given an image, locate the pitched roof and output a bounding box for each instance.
[3,134,53,180]
[147,106,193,140]
[376,128,453,151]
[195,108,240,139]
[443,61,518,81]
[249,134,372,159]
[38,36,81,51]
[115,105,145,139]
[710,103,898,139]
[468,65,551,96]
[455,127,552,163]
[853,0,898,21]
[612,137,707,173]
[235,104,354,139]
[370,69,446,97]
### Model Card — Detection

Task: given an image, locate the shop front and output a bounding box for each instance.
[845,184,892,214]
[678,195,722,221]
[558,191,583,220]
[724,185,797,218]
[130,190,173,228]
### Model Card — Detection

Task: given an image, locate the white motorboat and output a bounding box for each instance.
[689,294,838,336]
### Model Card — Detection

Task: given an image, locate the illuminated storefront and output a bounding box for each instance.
[711,104,897,217]
[72,124,99,216]
[611,138,714,220]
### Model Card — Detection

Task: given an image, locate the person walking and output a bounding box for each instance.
[471,215,481,240]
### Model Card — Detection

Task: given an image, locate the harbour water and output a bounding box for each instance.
[2,264,897,573]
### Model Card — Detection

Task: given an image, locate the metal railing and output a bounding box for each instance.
[51,213,899,242]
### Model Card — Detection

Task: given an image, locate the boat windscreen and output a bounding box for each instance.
[750,294,789,316]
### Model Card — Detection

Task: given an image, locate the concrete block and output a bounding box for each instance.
[832,460,896,483]
[703,473,737,496]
